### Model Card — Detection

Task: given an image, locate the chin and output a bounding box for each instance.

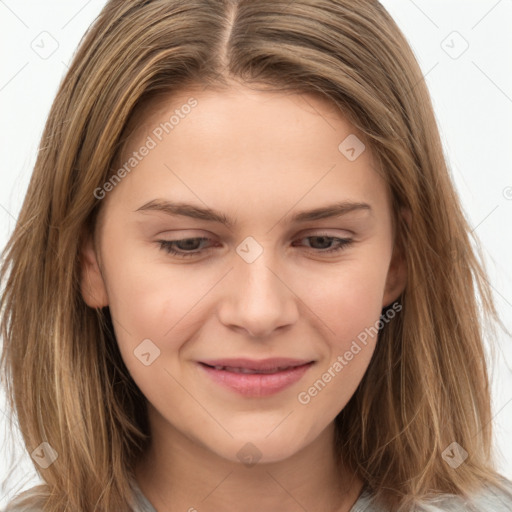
[211,433,311,467]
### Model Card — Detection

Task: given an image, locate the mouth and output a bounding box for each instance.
[197,358,315,397]
[202,365,300,374]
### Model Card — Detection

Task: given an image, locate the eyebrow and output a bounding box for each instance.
[135,199,372,228]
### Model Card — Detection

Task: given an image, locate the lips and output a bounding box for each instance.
[198,358,314,397]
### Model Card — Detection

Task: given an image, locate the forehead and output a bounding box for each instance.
[101,84,391,230]
[122,83,353,151]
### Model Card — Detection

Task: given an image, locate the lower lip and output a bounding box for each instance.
[198,362,314,397]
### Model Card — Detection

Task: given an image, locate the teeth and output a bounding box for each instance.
[211,365,292,374]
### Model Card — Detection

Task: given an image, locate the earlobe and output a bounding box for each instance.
[79,231,109,309]
[382,208,409,308]
[382,246,407,308]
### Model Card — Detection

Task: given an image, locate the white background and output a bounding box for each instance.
[0,0,511,507]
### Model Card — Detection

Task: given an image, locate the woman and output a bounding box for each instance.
[1,1,511,510]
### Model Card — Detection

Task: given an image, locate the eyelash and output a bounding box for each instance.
[157,235,353,259]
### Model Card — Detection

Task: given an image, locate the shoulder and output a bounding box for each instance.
[2,478,148,512]
[0,487,46,512]
[1,485,47,512]
[353,478,512,512]
[416,478,512,512]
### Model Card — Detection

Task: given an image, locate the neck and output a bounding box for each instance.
[134,405,364,512]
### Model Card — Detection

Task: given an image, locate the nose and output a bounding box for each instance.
[217,248,299,338]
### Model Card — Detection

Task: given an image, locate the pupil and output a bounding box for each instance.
[179,239,200,250]
[312,236,330,249]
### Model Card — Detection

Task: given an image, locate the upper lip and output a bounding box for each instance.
[199,358,314,371]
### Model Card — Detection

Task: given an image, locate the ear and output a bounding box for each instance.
[382,208,409,308]
[79,229,109,308]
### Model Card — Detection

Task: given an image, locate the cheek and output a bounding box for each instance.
[299,256,389,346]
[102,245,230,393]
[103,239,209,335]
[293,265,386,416]
[103,255,207,402]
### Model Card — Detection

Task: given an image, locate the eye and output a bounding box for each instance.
[157,237,216,258]
[292,234,353,255]
[157,234,353,259]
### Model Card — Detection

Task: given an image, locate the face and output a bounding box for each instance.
[81,84,406,464]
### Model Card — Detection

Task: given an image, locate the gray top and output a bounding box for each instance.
[4,476,512,511]
[130,476,512,512]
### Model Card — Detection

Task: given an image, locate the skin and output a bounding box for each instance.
[80,82,407,512]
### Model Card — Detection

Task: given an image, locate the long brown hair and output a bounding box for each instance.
[1,0,511,510]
